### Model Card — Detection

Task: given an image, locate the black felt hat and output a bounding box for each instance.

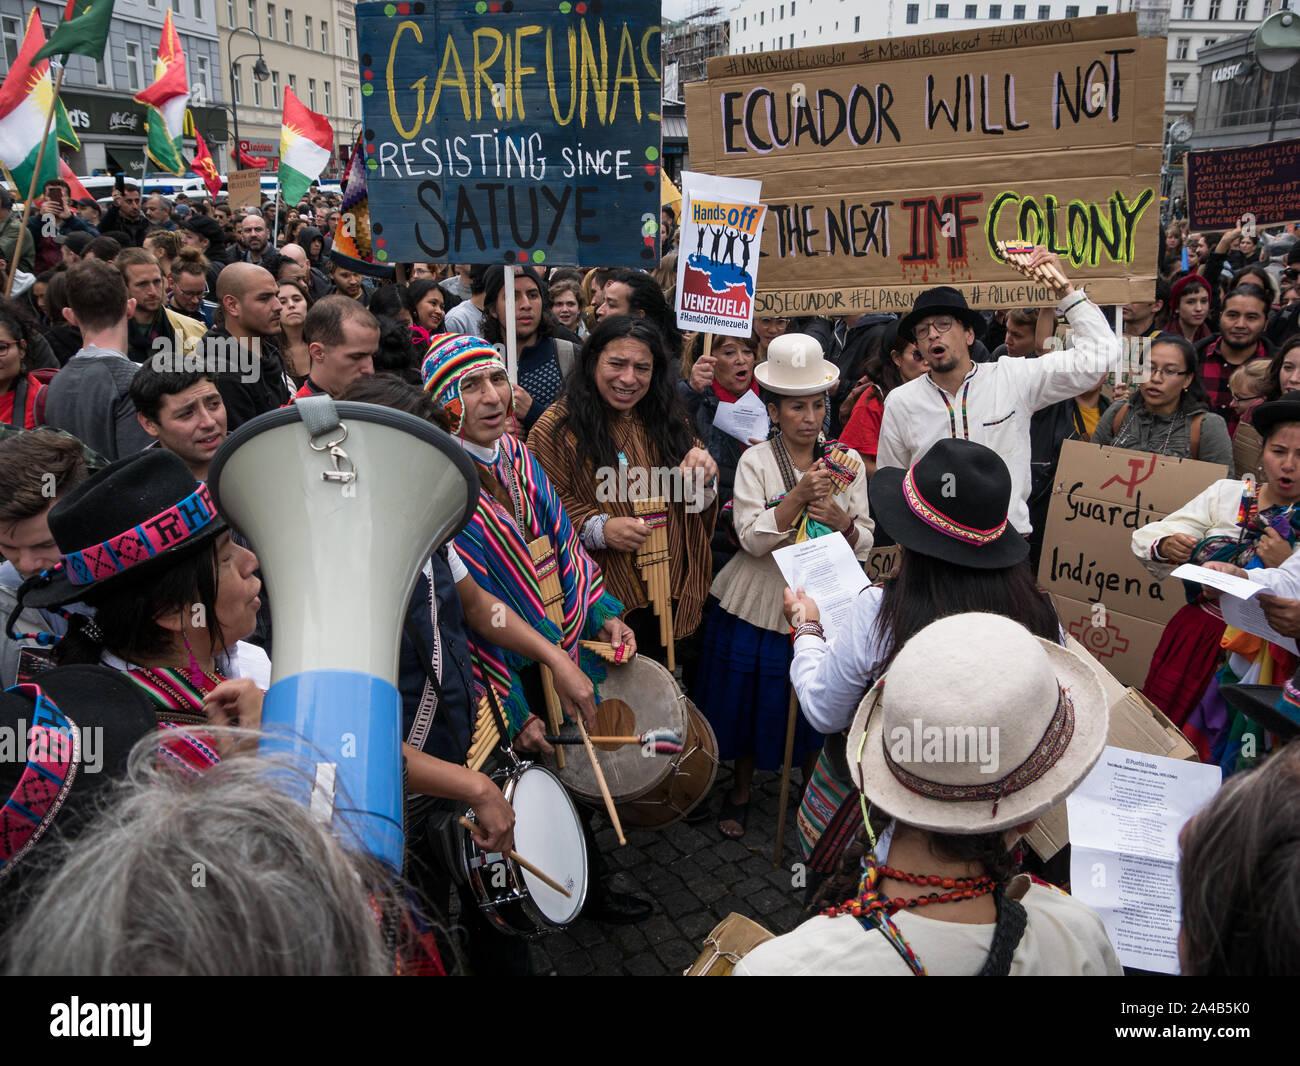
[19,450,225,610]
[898,286,985,343]
[0,665,158,879]
[1251,390,1300,442]
[1221,669,1300,742]
[871,439,1028,569]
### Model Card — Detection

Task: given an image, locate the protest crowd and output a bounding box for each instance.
[0,5,1296,987]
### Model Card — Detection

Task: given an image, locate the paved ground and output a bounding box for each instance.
[522,764,809,976]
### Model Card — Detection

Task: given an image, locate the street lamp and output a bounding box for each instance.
[226,25,270,168]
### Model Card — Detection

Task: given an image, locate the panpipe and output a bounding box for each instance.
[822,446,861,496]
[996,240,1068,291]
[579,639,634,664]
[466,694,500,773]
[528,535,568,768]
[633,498,675,671]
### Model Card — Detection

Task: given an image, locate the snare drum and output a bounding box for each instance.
[550,656,719,830]
[460,762,588,938]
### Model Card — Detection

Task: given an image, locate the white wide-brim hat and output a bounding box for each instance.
[752,333,839,397]
[847,613,1108,835]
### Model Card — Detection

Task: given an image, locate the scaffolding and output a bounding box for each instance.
[663,5,730,89]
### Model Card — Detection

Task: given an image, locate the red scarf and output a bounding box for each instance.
[711,378,759,404]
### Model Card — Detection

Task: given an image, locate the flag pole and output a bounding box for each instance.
[5,62,66,298]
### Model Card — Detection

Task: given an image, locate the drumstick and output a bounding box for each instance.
[544,727,683,753]
[575,718,627,846]
[457,816,572,898]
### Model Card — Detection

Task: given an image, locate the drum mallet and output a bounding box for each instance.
[457,817,572,898]
[544,727,683,754]
[575,720,628,846]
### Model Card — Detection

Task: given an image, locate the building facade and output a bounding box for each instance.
[217,0,358,179]
[1163,0,1270,132]
[1191,30,1300,149]
[727,0,1128,55]
[0,0,226,180]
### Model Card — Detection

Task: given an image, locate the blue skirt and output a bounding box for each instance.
[692,599,823,771]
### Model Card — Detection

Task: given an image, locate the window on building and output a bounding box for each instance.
[1066,3,1079,14]
[743,15,747,29]
[196,55,210,98]
[1176,37,1189,59]
[1014,3,1025,15]
[1038,3,1050,16]
[271,71,279,107]
[1208,0,1221,17]
[226,0,235,26]
[966,4,977,17]
[346,86,355,119]
[935,3,949,16]
[854,15,860,30]
[195,0,203,17]
[267,2,275,38]
[321,21,327,51]
[152,46,159,71]
[305,14,312,43]
[1265,0,1273,13]
[171,0,180,12]
[247,0,256,29]
[285,9,292,42]
[232,62,242,103]
[990,4,1002,16]
[0,15,20,68]
[1171,76,1185,102]
[1095,3,1107,10]
[1236,0,1248,16]
[759,10,764,23]
[1204,37,1216,46]
[308,77,316,109]
[95,55,110,87]
[907,3,919,22]
[147,0,159,8]
[1182,0,1195,15]
[792,1,796,13]
[288,73,296,93]
[324,81,331,113]
[780,4,784,17]
[125,41,143,92]
[252,75,261,107]
[343,25,351,56]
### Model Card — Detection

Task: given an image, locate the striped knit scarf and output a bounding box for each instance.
[453,434,622,733]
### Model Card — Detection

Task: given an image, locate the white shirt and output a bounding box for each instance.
[734,878,1123,976]
[103,639,271,689]
[1246,550,1300,599]
[791,585,887,734]
[876,294,1117,535]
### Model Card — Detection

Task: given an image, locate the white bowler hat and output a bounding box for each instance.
[753,333,839,397]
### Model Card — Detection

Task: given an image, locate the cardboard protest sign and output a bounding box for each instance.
[675,171,768,337]
[356,0,662,268]
[227,168,262,211]
[684,13,1162,315]
[1037,440,1226,688]
[865,544,899,584]
[1185,138,1300,230]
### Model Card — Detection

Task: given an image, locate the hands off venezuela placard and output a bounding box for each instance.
[356,0,662,269]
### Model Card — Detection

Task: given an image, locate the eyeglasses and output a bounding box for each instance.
[0,341,17,356]
[176,287,207,299]
[915,317,956,338]
[1231,392,1263,404]
[1148,366,1192,380]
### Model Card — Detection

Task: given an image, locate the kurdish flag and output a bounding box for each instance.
[280,87,332,206]
[0,12,62,197]
[134,10,188,176]
[35,0,115,62]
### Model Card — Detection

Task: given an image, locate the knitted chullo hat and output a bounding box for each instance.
[421,333,513,435]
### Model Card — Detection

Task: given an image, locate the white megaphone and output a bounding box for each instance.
[209,396,478,874]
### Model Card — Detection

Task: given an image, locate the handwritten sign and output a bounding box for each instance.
[685,13,1163,313]
[1185,138,1300,230]
[356,0,662,268]
[227,168,262,211]
[1037,440,1226,687]
[675,171,767,336]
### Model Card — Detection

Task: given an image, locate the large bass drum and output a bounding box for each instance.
[549,656,719,829]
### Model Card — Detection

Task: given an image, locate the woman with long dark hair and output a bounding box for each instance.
[530,314,719,666]
[1090,334,1233,471]
[0,305,47,429]
[783,439,1061,885]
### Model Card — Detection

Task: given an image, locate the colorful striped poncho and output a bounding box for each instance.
[453,433,623,733]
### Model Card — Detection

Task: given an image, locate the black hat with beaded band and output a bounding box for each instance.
[18,450,226,610]
[0,665,157,886]
[870,438,1028,569]
[897,285,986,343]
[1220,664,1300,742]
